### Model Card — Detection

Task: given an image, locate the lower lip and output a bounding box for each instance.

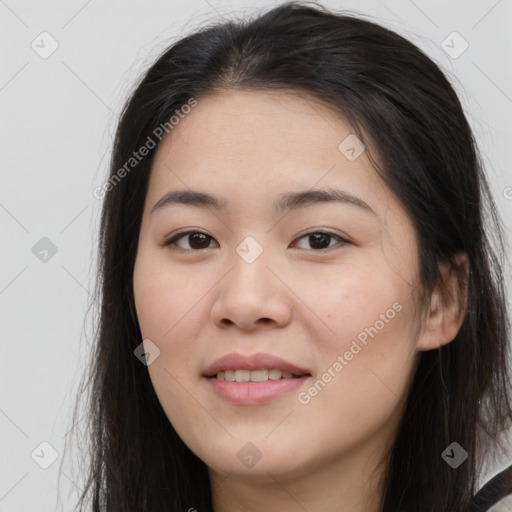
[205,376,310,404]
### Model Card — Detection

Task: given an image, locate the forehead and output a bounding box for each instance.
[155,89,352,164]
[146,89,397,219]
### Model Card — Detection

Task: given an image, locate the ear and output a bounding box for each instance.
[416,252,469,351]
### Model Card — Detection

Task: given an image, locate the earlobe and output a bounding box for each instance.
[416,252,469,351]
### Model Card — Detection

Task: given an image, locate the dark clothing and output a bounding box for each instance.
[470,462,512,511]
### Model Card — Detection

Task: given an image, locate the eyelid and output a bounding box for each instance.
[163,229,217,250]
[291,230,350,251]
[163,229,351,252]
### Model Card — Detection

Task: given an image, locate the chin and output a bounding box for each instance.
[198,437,309,479]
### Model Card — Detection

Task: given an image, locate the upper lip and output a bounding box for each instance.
[203,352,311,377]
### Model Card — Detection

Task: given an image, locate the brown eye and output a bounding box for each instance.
[165,231,218,251]
[164,229,349,252]
[293,231,348,251]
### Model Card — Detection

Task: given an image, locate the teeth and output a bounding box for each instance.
[268,369,282,380]
[214,369,302,382]
[235,369,251,382]
[250,369,268,382]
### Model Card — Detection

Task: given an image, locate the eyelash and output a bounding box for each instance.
[163,229,350,252]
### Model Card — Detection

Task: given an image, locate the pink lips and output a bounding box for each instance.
[203,352,311,405]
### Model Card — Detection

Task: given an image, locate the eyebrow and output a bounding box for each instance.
[150,187,377,217]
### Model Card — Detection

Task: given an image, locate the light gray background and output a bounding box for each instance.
[1,0,511,510]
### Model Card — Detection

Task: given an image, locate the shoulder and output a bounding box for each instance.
[470,462,512,512]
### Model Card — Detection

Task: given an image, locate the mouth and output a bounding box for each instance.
[209,369,311,382]
[205,371,311,405]
[203,352,312,380]
[202,352,311,404]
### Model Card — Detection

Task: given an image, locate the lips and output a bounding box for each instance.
[203,352,311,378]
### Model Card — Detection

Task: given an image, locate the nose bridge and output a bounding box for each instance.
[211,232,292,329]
[227,234,274,296]
[235,234,267,267]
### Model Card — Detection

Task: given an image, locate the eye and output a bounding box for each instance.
[164,231,218,251]
[293,230,349,251]
[164,229,349,252]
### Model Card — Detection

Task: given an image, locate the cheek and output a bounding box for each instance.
[133,252,204,339]
[296,283,419,452]
[297,256,413,339]
[295,258,420,398]
[133,257,209,436]
[132,251,217,405]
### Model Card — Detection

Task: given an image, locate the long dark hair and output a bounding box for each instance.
[66,2,512,511]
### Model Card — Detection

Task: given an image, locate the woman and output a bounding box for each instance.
[68,2,512,511]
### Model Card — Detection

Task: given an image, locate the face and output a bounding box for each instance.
[133,89,426,483]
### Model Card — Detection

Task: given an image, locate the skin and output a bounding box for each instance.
[132,89,468,512]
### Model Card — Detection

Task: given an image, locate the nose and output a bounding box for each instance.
[210,247,293,331]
